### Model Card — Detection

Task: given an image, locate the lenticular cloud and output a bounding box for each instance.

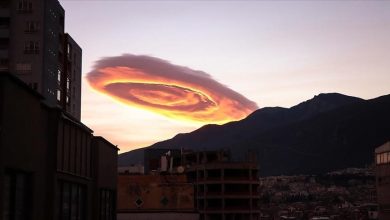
[86,54,258,124]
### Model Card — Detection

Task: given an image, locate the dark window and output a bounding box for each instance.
[0,38,9,50]
[17,0,32,13]
[0,58,8,71]
[57,181,86,220]
[99,189,115,220]
[0,0,10,8]
[23,41,39,54]
[25,21,40,33]
[0,17,10,29]
[2,170,32,220]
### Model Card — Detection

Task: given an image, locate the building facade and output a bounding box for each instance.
[0,73,118,220]
[117,174,198,220]
[182,150,261,220]
[0,0,81,119]
[375,141,390,220]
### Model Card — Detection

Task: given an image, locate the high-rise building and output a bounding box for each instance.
[0,0,81,119]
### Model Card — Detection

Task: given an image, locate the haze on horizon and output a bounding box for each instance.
[59,0,390,153]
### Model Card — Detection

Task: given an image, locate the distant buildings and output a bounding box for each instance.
[118,165,145,175]
[375,141,390,220]
[0,0,82,119]
[0,73,118,220]
[120,149,261,220]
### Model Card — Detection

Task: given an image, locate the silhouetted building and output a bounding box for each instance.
[0,0,82,119]
[375,141,390,220]
[182,150,261,220]
[117,174,198,220]
[0,73,118,220]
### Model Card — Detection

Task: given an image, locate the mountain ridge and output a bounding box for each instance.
[119,93,390,176]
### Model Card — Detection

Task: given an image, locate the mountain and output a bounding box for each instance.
[119,93,390,176]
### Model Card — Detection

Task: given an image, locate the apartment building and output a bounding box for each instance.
[0,0,81,119]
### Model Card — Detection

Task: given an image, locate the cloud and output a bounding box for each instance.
[86,54,258,124]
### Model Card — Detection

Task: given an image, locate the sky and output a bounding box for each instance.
[59,0,390,153]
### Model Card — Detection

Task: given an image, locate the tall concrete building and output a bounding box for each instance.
[0,0,82,119]
[182,150,261,220]
[0,73,118,220]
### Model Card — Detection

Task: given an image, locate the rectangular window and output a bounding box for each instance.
[2,170,32,220]
[57,69,61,82]
[0,17,10,29]
[99,189,115,220]
[66,78,70,90]
[0,58,9,71]
[0,38,9,50]
[57,181,86,220]
[17,0,32,13]
[25,21,40,33]
[67,44,72,59]
[24,41,39,54]
[16,63,32,74]
[57,90,61,101]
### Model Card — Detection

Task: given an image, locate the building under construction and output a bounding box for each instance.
[181,150,261,220]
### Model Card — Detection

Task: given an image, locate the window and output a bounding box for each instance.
[57,181,86,220]
[0,17,10,29]
[24,41,39,54]
[25,21,39,33]
[16,63,32,74]
[17,0,32,13]
[0,58,8,71]
[377,152,390,165]
[0,38,9,50]
[57,90,61,101]
[383,153,388,164]
[57,69,61,82]
[2,170,32,220]
[66,78,70,90]
[99,189,115,220]
[67,44,72,59]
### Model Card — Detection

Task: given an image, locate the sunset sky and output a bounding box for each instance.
[59,0,390,153]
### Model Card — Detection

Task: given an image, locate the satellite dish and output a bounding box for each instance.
[177,166,185,173]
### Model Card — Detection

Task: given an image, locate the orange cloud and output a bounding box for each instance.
[87,54,258,124]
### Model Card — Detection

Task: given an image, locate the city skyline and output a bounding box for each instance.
[59,0,390,152]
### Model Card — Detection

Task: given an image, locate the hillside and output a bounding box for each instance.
[119,93,390,176]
